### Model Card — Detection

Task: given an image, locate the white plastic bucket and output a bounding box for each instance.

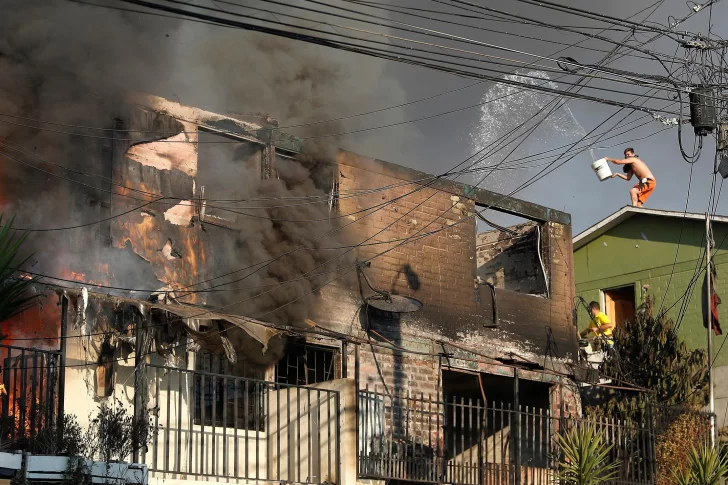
[591,158,612,181]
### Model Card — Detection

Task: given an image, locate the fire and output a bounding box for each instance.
[2,289,61,350]
[70,271,86,282]
[57,265,110,287]
[0,348,51,441]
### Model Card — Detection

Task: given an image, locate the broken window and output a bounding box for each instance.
[476,211,548,296]
[194,350,267,430]
[276,154,339,214]
[275,340,339,385]
[196,129,264,229]
[602,285,636,329]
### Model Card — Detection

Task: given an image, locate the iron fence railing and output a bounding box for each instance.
[358,388,655,485]
[144,363,340,484]
[0,344,61,442]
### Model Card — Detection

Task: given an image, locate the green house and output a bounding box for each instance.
[574,206,728,423]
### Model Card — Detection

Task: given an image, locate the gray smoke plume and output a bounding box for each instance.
[0,0,412,329]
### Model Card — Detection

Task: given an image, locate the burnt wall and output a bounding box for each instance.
[5,98,576,365]
[476,223,547,295]
[310,151,578,364]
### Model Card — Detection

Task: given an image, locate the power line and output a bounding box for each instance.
[25,0,660,294]
[6,0,667,337]
[98,0,687,116]
[7,117,671,296]
[341,0,657,60]
[172,0,692,95]
[9,83,584,337]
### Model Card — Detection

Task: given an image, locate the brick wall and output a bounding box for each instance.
[335,151,478,317]
[310,151,578,365]
[476,222,547,294]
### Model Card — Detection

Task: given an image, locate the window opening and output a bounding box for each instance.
[275,340,338,385]
[476,210,548,296]
[196,129,263,229]
[194,350,266,430]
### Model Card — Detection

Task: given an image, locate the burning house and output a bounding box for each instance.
[0,93,655,485]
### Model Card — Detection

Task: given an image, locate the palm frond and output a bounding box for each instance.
[677,444,728,485]
[0,215,40,328]
[555,424,620,485]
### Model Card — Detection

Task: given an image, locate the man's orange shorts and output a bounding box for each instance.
[633,178,656,204]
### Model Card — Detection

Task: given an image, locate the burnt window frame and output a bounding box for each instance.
[193,349,267,431]
[475,207,550,298]
[274,340,340,386]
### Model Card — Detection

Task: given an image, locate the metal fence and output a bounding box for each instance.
[144,363,341,484]
[0,344,61,442]
[358,388,655,485]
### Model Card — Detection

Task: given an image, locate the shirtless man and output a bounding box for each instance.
[607,147,656,207]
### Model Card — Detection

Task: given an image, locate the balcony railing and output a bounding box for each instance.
[0,344,61,442]
[358,388,655,485]
[143,363,340,484]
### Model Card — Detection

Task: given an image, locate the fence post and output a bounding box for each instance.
[132,313,147,463]
[355,343,360,478]
[56,296,68,437]
[479,399,485,485]
[514,369,521,485]
[647,403,657,485]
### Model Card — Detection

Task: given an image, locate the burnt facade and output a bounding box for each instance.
[0,95,593,485]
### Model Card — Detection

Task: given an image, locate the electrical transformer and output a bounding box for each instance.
[689,86,717,136]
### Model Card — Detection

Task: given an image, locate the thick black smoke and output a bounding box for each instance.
[0,0,412,327]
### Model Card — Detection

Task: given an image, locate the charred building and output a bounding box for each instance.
[0,94,607,485]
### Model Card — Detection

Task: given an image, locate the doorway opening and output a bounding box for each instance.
[602,285,636,329]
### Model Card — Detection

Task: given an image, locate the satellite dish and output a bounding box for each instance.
[366,294,423,313]
[357,261,423,313]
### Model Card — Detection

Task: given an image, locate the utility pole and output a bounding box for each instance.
[706,212,716,447]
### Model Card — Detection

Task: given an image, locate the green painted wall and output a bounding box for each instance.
[574,213,728,365]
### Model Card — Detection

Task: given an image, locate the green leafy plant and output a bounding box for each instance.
[29,414,90,457]
[672,445,728,485]
[90,398,153,463]
[587,298,707,424]
[582,297,711,485]
[555,424,619,485]
[0,215,39,337]
[63,456,92,485]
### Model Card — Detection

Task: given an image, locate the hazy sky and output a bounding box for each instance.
[7,0,724,235]
[226,0,724,235]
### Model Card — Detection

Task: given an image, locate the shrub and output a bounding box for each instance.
[555,424,619,485]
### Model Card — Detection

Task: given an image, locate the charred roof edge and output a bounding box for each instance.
[338,151,571,225]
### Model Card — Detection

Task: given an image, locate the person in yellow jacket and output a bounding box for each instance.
[580,301,615,346]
